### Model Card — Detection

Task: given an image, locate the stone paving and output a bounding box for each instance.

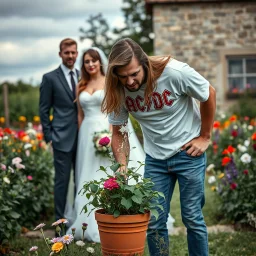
[22,225,235,239]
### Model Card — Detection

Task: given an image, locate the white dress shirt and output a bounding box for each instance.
[60,63,78,91]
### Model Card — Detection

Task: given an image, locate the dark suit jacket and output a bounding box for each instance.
[39,66,79,152]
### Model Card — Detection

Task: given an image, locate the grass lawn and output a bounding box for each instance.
[8,232,256,255]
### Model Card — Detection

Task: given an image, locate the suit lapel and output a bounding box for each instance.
[57,66,73,101]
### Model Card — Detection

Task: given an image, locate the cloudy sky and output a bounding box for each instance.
[0,0,124,85]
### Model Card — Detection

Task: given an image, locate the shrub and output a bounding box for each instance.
[0,124,54,243]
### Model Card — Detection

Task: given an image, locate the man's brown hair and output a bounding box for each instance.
[59,38,77,51]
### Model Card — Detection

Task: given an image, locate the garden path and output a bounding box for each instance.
[22,224,235,239]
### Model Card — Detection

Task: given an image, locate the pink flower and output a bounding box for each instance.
[0,163,6,171]
[12,157,22,165]
[103,177,119,190]
[29,246,38,252]
[99,136,111,147]
[16,163,25,169]
[27,175,33,180]
[230,183,238,190]
[34,223,46,230]
[62,234,74,244]
[50,237,63,243]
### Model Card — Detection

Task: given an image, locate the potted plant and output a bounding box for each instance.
[80,150,164,256]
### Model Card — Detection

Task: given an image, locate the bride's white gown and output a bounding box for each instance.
[65,90,174,242]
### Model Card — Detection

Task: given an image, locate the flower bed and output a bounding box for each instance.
[206,114,256,228]
[0,124,54,244]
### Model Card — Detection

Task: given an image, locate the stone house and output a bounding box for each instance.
[145,0,256,110]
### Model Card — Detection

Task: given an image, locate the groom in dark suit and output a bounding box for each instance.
[39,38,79,221]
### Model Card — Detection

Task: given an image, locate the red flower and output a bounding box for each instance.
[222,149,230,155]
[253,144,256,151]
[3,128,12,134]
[213,121,221,129]
[243,170,249,175]
[244,116,249,121]
[229,115,237,122]
[99,136,111,147]
[103,177,119,190]
[230,183,238,190]
[222,157,231,166]
[231,130,238,137]
[17,130,27,139]
[251,132,256,141]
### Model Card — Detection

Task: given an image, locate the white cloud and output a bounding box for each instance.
[0,0,124,84]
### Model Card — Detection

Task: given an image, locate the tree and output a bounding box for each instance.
[79,13,115,55]
[79,0,153,55]
[113,0,153,55]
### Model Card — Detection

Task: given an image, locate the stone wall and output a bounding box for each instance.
[152,2,256,108]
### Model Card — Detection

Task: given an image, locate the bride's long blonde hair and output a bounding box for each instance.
[101,38,171,115]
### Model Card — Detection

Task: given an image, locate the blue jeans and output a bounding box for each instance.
[145,150,208,256]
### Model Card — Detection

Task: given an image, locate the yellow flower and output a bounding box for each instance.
[218,173,225,179]
[51,242,64,253]
[19,116,27,122]
[49,115,53,121]
[12,149,16,152]
[0,117,5,123]
[32,145,37,151]
[22,135,30,143]
[33,116,40,122]
[211,186,216,191]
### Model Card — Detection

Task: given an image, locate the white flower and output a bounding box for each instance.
[237,144,247,153]
[62,234,74,244]
[240,153,251,164]
[25,150,30,157]
[24,143,32,150]
[3,177,10,184]
[3,136,8,140]
[242,124,247,129]
[86,247,95,253]
[206,164,215,172]
[244,140,250,147]
[208,176,216,184]
[8,166,15,173]
[76,240,85,246]
[26,129,37,136]
[119,124,129,134]
[248,125,253,130]
[233,125,238,130]
[220,113,226,119]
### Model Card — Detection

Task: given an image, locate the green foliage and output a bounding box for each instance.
[229,94,256,119]
[0,81,39,124]
[79,0,153,55]
[206,114,256,226]
[80,162,164,219]
[0,126,54,243]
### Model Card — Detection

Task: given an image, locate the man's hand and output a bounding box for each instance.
[181,136,210,156]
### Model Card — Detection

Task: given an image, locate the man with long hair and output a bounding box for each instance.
[102,38,216,255]
[39,38,79,223]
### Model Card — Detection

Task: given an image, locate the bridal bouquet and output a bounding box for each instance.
[92,130,112,157]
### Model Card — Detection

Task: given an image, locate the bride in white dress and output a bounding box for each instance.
[65,47,174,242]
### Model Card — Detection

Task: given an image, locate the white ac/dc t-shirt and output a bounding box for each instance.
[109,59,210,160]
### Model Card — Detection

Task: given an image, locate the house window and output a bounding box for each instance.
[227,56,256,94]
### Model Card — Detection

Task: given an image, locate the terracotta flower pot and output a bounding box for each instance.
[95,209,150,256]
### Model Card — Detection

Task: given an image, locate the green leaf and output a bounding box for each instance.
[124,185,135,192]
[90,184,98,193]
[113,210,120,218]
[9,211,20,219]
[110,163,121,172]
[131,195,142,204]
[150,209,159,220]
[121,198,133,210]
